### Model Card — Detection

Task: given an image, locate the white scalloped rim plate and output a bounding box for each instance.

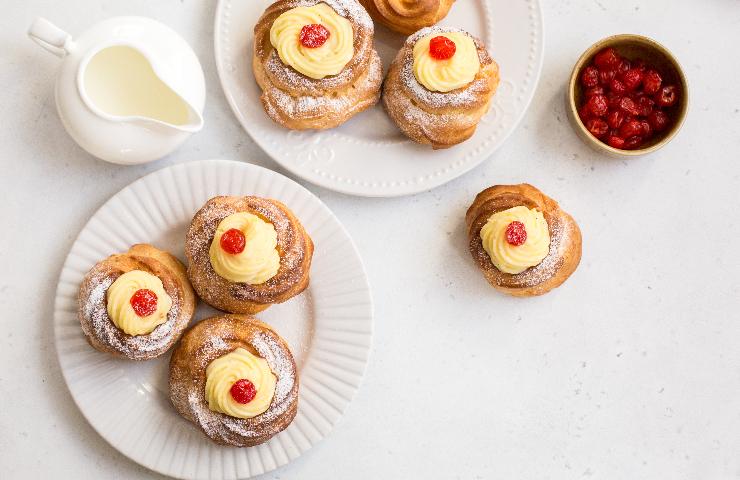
[53,160,373,479]
[214,0,543,197]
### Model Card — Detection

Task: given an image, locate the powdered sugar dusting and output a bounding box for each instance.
[400,26,492,109]
[254,0,382,128]
[262,51,382,123]
[252,331,295,401]
[186,197,310,305]
[468,191,578,291]
[396,98,481,137]
[79,266,184,360]
[280,0,372,29]
[172,318,298,446]
[512,215,571,287]
[264,50,358,92]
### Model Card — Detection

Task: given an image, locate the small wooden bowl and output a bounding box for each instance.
[567,34,689,157]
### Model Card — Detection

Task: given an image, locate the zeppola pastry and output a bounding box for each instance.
[169,314,299,447]
[466,184,582,297]
[77,244,197,360]
[358,0,455,34]
[185,196,313,314]
[253,0,383,129]
[383,26,500,148]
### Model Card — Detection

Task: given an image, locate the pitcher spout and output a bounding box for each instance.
[77,44,205,132]
[154,101,204,134]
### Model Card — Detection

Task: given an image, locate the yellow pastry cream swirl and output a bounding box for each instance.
[209,212,281,285]
[412,32,480,92]
[106,270,173,336]
[205,348,277,419]
[480,206,551,275]
[269,3,354,80]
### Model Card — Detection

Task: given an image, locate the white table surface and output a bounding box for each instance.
[2,0,739,479]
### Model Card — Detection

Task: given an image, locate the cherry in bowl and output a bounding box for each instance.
[568,34,688,156]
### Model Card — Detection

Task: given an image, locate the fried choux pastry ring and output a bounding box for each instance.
[169,314,299,447]
[466,184,582,297]
[185,196,313,314]
[383,26,500,149]
[253,0,383,130]
[359,0,456,35]
[77,244,197,360]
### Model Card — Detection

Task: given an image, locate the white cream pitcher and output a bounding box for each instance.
[28,17,205,165]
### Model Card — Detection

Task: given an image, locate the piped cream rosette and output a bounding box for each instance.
[480,206,551,274]
[412,31,480,92]
[205,347,277,419]
[106,270,172,335]
[270,3,354,79]
[209,212,281,285]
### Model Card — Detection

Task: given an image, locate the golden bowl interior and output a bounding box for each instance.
[568,34,689,156]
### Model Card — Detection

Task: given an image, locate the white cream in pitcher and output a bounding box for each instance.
[83,46,192,125]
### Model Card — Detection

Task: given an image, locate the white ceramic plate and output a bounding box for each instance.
[214,0,543,197]
[53,160,373,479]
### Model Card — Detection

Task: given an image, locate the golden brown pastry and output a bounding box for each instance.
[466,184,582,297]
[383,26,500,149]
[359,0,455,35]
[253,0,383,129]
[169,314,299,447]
[185,196,313,314]
[77,244,197,360]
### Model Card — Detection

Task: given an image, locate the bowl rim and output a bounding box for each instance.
[567,33,689,156]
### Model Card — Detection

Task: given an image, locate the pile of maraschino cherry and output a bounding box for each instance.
[578,47,678,150]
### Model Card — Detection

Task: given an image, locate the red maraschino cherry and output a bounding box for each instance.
[429,36,456,60]
[299,24,330,48]
[130,289,158,317]
[220,228,246,255]
[505,221,527,246]
[230,379,257,404]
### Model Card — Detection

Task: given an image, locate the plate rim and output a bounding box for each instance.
[213,0,545,198]
[52,159,375,479]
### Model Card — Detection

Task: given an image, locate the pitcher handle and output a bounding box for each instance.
[28,17,72,58]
